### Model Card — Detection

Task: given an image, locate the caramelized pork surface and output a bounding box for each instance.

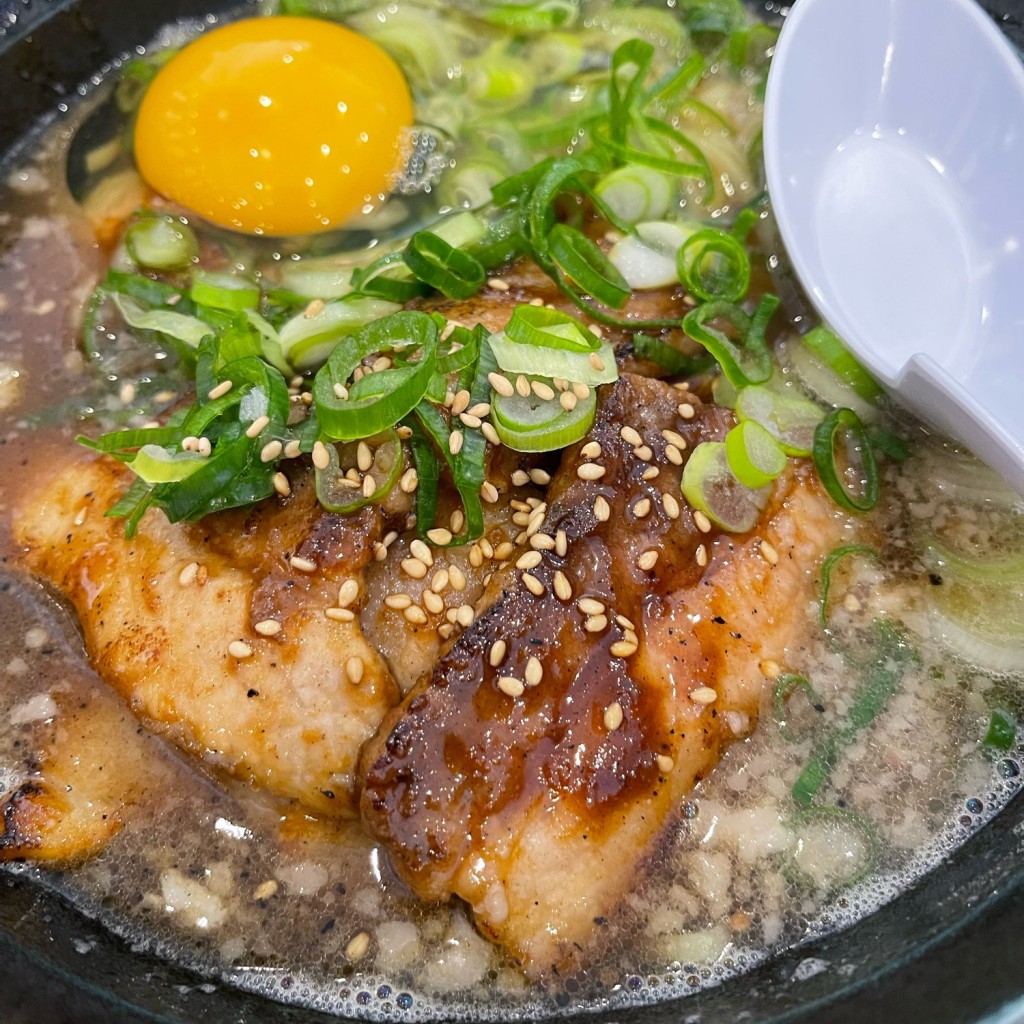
[12,443,400,817]
[360,374,845,976]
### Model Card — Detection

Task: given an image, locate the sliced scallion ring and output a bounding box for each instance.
[404,230,486,300]
[315,430,403,514]
[676,227,751,303]
[130,444,207,484]
[812,408,880,513]
[547,224,631,309]
[279,296,403,371]
[189,270,260,312]
[593,164,673,225]
[803,325,881,403]
[125,215,198,271]
[112,293,212,349]
[681,440,771,534]
[734,383,825,457]
[491,379,596,452]
[785,807,880,892]
[725,419,787,488]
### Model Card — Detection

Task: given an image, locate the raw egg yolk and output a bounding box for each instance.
[133,17,413,236]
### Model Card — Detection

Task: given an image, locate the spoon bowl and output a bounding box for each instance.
[764,0,1024,491]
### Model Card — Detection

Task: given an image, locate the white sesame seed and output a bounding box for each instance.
[529,468,552,486]
[488,276,510,292]
[385,593,413,610]
[399,467,418,493]
[228,640,253,660]
[634,445,653,462]
[460,412,482,429]
[694,510,712,533]
[525,656,543,687]
[581,440,602,460]
[284,439,302,459]
[511,469,530,487]
[494,541,516,561]
[272,472,291,497]
[589,323,604,338]
[178,562,200,586]
[696,543,709,567]
[577,463,606,481]
[325,607,355,622]
[245,415,270,439]
[516,550,543,571]
[691,686,717,705]
[254,618,281,636]
[451,389,471,416]
[480,537,495,559]
[345,932,371,961]
[260,439,283,463]
[449,565,468,591]
[522,572,545,596]
[404,604,428,625]
[208,379,233,400]
[610,640,639,658]
[197,437,212,458]
[578,597,606,616]
[678,402,696,419]
[362,475,376,499]
[304,298,325,318]
[516,375,531,398]
[589,352,605,372]
[585,613,608,632]
[372,355,392,373]
[429,569,449,593]
[560,391,578,411]
[481,422,501,446]
[489,640,507,667]
[662,429,687,449]
[312,440,331,470]
[498,676,524,697]
[760,540,779,565]
[656,754,675,773]
[469,545,484,568]
[530,533,556,551]
[760,659,782,679]
[572,382,591,400]
[333,382,349,400]
[253,880,278,900]
[346,656,365,684]
[489,373,515,397]
[356,441,373,472]
[338,579,360,608]
[401,557,428,580]
[531,380,555,401]
[468,402,491,418]
[633,497,652,519]
[289,555,316,573]
[593,494,611,521]
[555,529,568,557]
[409,539,433,566]
[449,430,464,456]
[620,426,643,446]
[423,590,444,615]
[427,527,453,546]
[553,570,573,602]
[616,613,636,630]
[637,550,659,571]
[604,701,623,731]
[664,444,683,465]
[456,604,475,627]
[642,466,660,481]
[662,493,680,519]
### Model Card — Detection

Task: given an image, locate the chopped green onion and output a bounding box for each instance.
[785,807,879,891]
[112,294,212,349]
[404,231,486,300]
[802,325,882,403]
[491,377,596,452]
[481,0,577,32]
[793,619,916,804]
[467,57,536,106]
[681,439,770,533]
[189,270,260,312]
[315,430,403,513]
[813,408,880,513]
[274,264,353,303]
[278,296,402,371]
[312,311,439,442]
[676,227,751,303]
[983,708,1018,751]
[608,220,692,290]
[633,334,713,376]
[125,215,198,271]
[129,444,206,484]
[725,419,787,488]
[818,544,879,628]
[734,383,824,457]
[925,541,1024,585]
[593,164,673,225]
[682,296,775,388]
[547,224,630,309]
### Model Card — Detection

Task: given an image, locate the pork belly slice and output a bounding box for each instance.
[12,443,400,817]
[360,374,844,976]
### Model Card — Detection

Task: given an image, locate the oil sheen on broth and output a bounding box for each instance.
[0,2,1022,1020]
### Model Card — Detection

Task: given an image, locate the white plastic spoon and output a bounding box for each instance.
[763,0,1024,492]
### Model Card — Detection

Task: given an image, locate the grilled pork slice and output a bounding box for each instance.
[360,374,844,977]
[12,444,400,817]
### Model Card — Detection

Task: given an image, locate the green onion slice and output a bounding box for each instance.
[734,383,825,457]
[547,224,630,309]
[983,708,1018,751]
[803,325,881,403]
[682,296,776,388]
[112,294,212,350]
[819,544,879,628]
[676,227,751,303]
[785,807,880,891]
[772,673,825,743]
[593,165,672,225]
[315,430,403,514]
[725,419,787,488]
[125,215,198,271]
[813,408,880,513]
[130,444,207,484]
[491,377,596,452]
[190,270,260,312]
[404,231,486,300]
[279,296,403,371]
[312,311,439,441]
[633,335,713,376]
[681,440,770,534]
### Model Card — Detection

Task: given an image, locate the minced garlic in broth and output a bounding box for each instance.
[1,18,1023,1024]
